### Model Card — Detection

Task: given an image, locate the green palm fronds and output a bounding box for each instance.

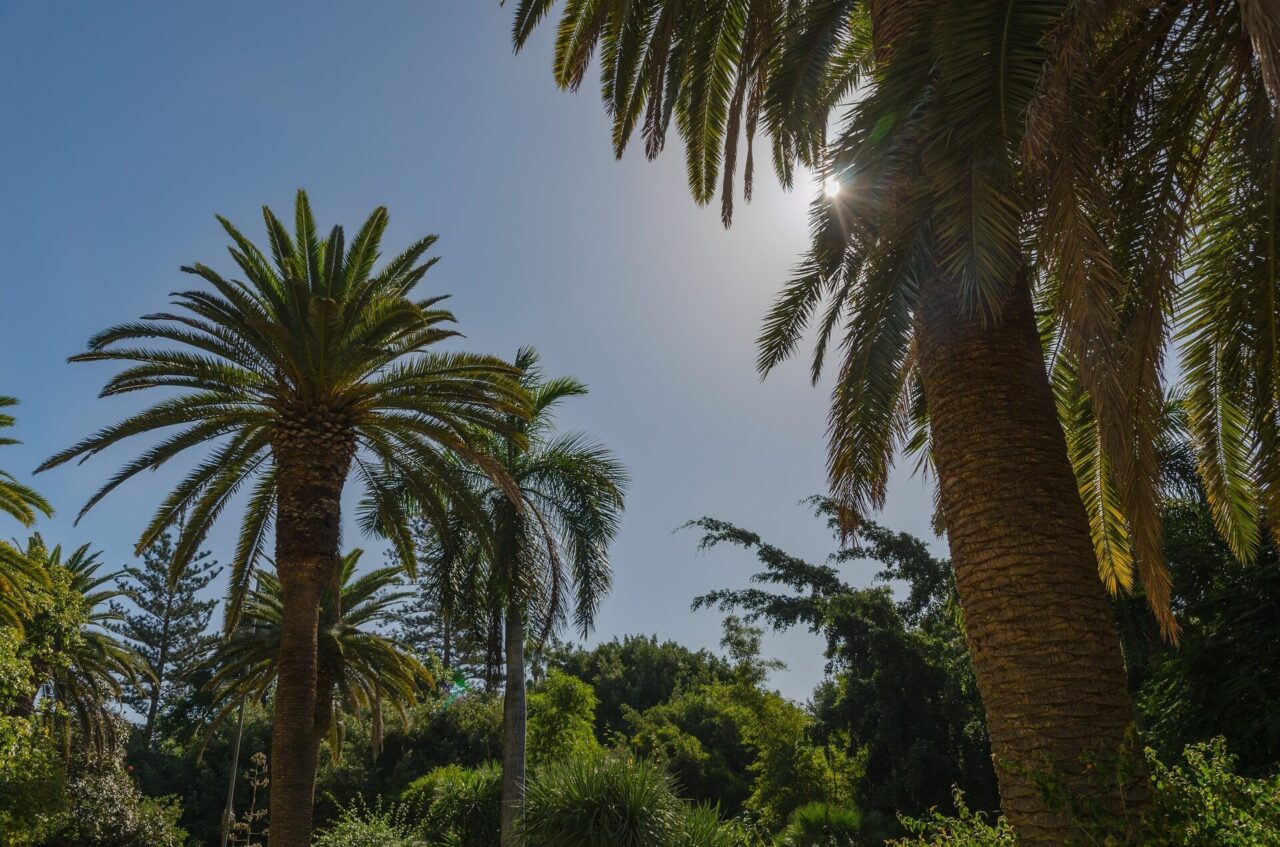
[37,191,530,630]
[203,549,429,761]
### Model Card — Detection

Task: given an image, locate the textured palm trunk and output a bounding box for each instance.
[500,602,527,847]
[915,272,1149,844]
[268,435,350,847]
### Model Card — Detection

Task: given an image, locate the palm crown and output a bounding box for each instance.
[38,190,529,622]
[424,348,629,644]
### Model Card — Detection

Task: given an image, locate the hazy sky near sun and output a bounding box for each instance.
[0,1,938,697]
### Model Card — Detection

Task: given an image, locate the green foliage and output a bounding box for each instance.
[520,753,685,847]
[108,531,220,746]
[891,741,1280,847]
[38,189,528,627]
[891,790,1015,847]
[553,634,733,739]
[777,802,864,847]
[202,549,429,761]
[13,536,144,755]
[1146,740,1280,847]
[1129,499,1280,771]
[691,502,997,821]
[401,761,502,847]
[0,713,65,844]
[45,764,187,847]
[528,670,603,765]
[312,799,420,847]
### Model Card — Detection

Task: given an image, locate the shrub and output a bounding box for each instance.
[44,761,187,847]
[891,741,1280,847]
[312,799,420,847]
[1147,739,1280,846]
[891,789,1014,847]
[401,761,501,847]
[521,753,685,846]
[671,803,742,847]
[777,802,866,846]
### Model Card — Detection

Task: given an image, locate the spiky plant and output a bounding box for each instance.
[203,549,428,762]
[37,190,529,847]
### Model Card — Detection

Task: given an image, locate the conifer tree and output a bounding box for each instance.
[110,532,220,750]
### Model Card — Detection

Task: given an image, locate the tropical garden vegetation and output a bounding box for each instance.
[0,1,1278,845]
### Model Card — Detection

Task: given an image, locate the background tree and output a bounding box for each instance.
[109,531,221,751]
[402,348,627,846]
[203,549,430,763]
[0,397,53,627]
[38,191,528,847]
[691,499,999,828]
[13,535,144,756]
[551,634,733,739]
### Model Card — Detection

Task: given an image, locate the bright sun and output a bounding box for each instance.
[823,176,842,198]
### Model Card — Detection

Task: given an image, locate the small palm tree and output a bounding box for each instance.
[204,549,428,761]
[0,397,53,625]
[38,191,529,847]
[17,535,145,756]
[403,348,627,846]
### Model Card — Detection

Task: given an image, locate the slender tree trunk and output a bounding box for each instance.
[442,616,452,671]
[219,698,248,847]
[141,639,167,751]
[268,433,350,847]
[500,602,527,847]
[915,272,1149,844]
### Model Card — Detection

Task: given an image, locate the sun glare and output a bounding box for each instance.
[823,176,842,198]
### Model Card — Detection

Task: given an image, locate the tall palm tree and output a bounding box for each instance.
[403,348,627,847]
[0,397,53,626]
[509,2,1276,840]
[16,535,145,756]
[37,191,529,847]
[203,549,429,761]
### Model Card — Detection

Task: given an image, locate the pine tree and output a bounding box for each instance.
[110,532,220,750]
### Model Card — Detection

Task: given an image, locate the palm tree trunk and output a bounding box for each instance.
[268,443,349,847]
[915,272,1149,844]
[500,602,527,847]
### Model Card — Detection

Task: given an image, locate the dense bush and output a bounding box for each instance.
[777,802,865,846]
[521,753,686,846]
[312,800,421,847]
[891,740,1280,847]
[43,758,187,847]
[401,760,502,846]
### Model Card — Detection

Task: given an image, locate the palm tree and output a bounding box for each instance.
[404,348,627,847]
[16,535,145,756]
[509,2,1276,840]
[0,397,53,626]
[37,191,529,847]
[203,549,429,761]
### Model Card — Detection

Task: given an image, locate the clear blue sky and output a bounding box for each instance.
[0,1,937,697]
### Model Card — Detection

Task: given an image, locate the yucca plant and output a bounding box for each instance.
[520,754,683,847]
[202,549,429,762]
[776,802,863,847]
[37,191,529,847]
